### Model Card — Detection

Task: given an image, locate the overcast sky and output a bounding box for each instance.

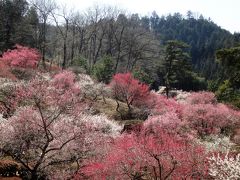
[57,0,240,33]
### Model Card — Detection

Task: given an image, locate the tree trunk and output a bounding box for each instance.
[62,39,67,69]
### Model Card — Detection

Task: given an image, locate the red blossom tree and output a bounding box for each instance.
[78,129,209,180]
[110,73,150,117]
[0,44,41,69]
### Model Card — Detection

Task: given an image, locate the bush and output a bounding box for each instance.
[182,103,240,137]
[149,92,183,115]
[186,91,217,105]
[0,61,16,80]
[78,129,208,179]
[0,70,123,179]
[71,56,89,73]
[93,56,114,83]
[0,44,41,69]
[132,67,153,85]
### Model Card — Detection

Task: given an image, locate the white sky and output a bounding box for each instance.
[57,0,240,33]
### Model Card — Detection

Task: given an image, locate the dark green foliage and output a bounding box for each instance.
[72,56,89,73]
[132,67,153,85]
[1,1,238,103]
[214,47,240,108]
[0,0,39,53]
[163,41,191,94]
[149,12,235,79]
[216,80,240,108]
[164,40,190,97]
[93,56,114,83]
[160,40,206,95]
[20,6,39,48]
[216,47,240,88]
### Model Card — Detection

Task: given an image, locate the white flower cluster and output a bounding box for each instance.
[81,114,123,137]
[77,74,95,87]
[77,74,111,101]
[197,136,235,152]
[0,78,14,88]
[175,91,191,103]
[208,151,240,180]
[0,113,6,122]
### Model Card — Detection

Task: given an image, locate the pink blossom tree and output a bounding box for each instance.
[0,44,41,69]
[149,92,183,116]
[78,126,209,180]
[0,61,16,80]
[186,91,217,105]
[0,70,123,179]
[0,73,82,179]
[182,99,240,138]
[144,112,187,137]
[0,71,86,179]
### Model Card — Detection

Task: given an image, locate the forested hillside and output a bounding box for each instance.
[1,0,240,106]
[149,11,240,78]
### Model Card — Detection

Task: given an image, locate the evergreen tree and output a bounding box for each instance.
[162,40,206,96]
[0,0,38,53]
[215,47,240,108]
[164,40,190,97]
[93,55,114,83]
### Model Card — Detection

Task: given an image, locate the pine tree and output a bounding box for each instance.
[164,40,190,97]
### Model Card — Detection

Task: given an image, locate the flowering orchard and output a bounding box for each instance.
[0,64,239,179]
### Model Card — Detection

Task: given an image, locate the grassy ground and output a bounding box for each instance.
[92,97,146,123]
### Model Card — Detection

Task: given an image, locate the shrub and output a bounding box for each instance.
[0,71,124,179]
[76,74,111,102]
[71,56,89,73]
[0,72,85,179]
[0,61,16,80]
[78,129,208,179]
[0,44,41,69]
[52,70,76,90]
[182,103,240,137]
[196,135,236,152]
[144,112,184,136]
[149,92,183,116]
[186,91,217,105]
[93,56,114,83]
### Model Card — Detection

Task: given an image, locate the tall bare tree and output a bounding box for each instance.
[51,5,73,69]
[30,0,56,68]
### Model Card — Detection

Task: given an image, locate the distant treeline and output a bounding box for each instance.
[1,0,240,96]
